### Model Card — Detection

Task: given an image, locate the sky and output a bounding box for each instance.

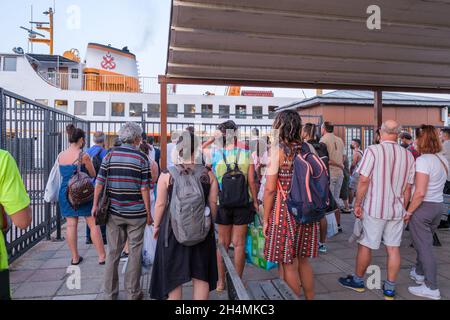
[0,0,449,100]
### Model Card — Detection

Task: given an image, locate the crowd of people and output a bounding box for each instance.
[1,112,450,301]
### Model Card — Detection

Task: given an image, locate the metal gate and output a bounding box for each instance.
[1,88,89,262]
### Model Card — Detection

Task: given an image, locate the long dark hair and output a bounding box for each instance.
[303,122,318,141]
[66,124,85,144]
[273,110,302,144]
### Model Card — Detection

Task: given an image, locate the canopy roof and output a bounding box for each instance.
[166,0,450,92]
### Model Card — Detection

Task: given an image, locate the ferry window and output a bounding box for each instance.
[184,104,196,118]
[71,69,79,79]
[219,105,230,119]
[168,104,178,118]
[93,101,106,116]
[74,101,87,116]
[55,100,68,113]
[236,105,246,119]
[111,102,125,117]
[252,106,263,119]
[148,104,160,118]
[201,104,213,118]
[35,99,48,106]
[269,106,278,119]
[129,103,143,117]
[3,57,17,71]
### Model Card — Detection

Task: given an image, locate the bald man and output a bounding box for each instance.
[338,120,415,300]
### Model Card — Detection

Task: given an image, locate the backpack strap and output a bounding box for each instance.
[233,147,241,171]
[221,150,232,172]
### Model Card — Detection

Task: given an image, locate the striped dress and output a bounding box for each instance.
[264,143,319,264]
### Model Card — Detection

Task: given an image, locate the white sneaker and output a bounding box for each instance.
[408,284,441,300]
[409,267,425,284]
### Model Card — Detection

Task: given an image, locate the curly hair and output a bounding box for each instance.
[272,110,302,144]
[416,124,442,154]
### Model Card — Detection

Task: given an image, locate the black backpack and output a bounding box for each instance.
[92,148,103,177]
[219,148,249,208]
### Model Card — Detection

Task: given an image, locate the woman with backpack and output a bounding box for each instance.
[58,125,105,265]
[150,130,219,300]
[206,121,259,292]
[263,111,320,299]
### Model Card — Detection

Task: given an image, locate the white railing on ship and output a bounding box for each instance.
[37,71,161,94]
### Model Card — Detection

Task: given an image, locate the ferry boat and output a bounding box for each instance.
[0,8,299,145]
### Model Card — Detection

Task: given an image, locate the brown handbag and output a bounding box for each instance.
[95,152,112,225]
[67,152,95,210]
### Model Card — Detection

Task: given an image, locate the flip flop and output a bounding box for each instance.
[71,256,84,266]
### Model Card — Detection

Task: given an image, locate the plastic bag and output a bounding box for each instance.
[348,218,363,243]
[245,216,277,271]
[44,156,62,203]
[142,224,157,267]
[326,212,339,238]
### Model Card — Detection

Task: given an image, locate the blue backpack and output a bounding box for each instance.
[279,144,330,224]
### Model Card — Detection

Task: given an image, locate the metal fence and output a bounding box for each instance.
[3,87,446,263]
[1,88,89,262]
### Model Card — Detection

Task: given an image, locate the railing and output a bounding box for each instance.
[37,71,160,94]
[1,88,89,262]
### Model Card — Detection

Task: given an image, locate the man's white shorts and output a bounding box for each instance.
[357,214,405,250]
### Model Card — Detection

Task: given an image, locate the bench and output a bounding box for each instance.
[218,244,298,300]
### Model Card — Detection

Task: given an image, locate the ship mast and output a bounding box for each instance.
[21,7,55,55]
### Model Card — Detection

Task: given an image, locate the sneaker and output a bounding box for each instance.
[338,226,343,233]
[409,267,425,285]
[120,252,129,262]
[408,284,441,300]
[383,287,396,300]
[338,275,365,293]
[318,243,328,253]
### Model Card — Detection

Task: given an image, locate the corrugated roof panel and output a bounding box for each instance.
[167,0,450,91]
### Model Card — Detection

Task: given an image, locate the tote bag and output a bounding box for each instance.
[44,154,62,203]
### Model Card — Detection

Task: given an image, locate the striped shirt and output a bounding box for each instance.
[96,144,150,219]
[357,141,415,220]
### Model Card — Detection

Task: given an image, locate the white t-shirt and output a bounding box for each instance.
[416,154,448,203]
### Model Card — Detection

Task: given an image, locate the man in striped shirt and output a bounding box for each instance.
[93,122,152,300]
[339,120,415,300]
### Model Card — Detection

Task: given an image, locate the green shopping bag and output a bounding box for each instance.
[245,215,278,270]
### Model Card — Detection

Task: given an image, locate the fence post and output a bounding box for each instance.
[0,88,5,150]
[44,109,52,240]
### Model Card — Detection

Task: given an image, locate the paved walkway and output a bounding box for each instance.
[9,214,450,300]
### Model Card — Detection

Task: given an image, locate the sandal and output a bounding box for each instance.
[71,256,84,266]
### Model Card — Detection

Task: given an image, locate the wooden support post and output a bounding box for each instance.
[159,76,168,170]
[374,90,382,133]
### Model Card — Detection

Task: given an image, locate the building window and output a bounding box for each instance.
[3,57,17,71]
[219,105,230,119]
[252,106,263,119]
[71,68,79,79]
[148,104,160,118]
[168,104,178,118]
[74,101,87,116]
[111,102,125,117]
[184,104,196,118]
[269,106,278,119]
[129,103,143,117]
[54,100,68,113]
[35,99,48,106]
[236,105,246,119]
[93,101,106,116]
[201,104,213,118]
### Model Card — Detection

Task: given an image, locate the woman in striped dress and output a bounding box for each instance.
[263,110,320,300]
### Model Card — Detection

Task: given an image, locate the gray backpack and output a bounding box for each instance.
[166,165,210,246]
